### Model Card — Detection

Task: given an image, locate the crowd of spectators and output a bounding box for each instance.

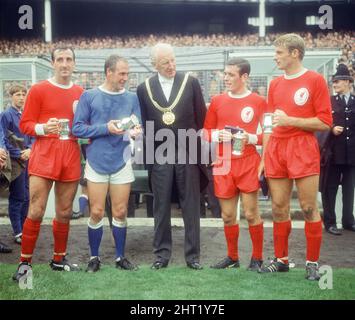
[0,31,353,102]
[1,32,354,52]
[1,31,353,76]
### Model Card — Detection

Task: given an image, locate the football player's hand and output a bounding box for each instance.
[44,118,60,134]
[218,129,233,142]
[273,109,290,127]
[129,125,143,139]
[107,120,125,135]
[242,132,251,144]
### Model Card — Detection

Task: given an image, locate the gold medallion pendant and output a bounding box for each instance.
[162,111,175,125]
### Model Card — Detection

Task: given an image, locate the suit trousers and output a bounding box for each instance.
[322,163,355,229]
[151,162,200,264]
[8,166,29,235]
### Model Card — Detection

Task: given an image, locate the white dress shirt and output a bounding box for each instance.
[158,73,174,102]
[341,93,350,105]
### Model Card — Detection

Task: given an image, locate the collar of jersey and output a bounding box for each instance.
[228,90,251,99]
[48,78,73,89]
[98,85,126,95]
[284,68,308,80]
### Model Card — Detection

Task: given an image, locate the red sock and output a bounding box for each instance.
[224,224,239,261]
[305,220,322,262]
[20,217,41,263]
[273,220,291,264]
[249,222,264,260]
[53,219,70,262]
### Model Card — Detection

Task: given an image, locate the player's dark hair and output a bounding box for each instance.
[226,58,250,76]
[51,47,75,62]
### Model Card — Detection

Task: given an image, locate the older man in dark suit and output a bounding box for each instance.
[137,43,208,270]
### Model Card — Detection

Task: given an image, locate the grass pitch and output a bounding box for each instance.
[0,264,354,300]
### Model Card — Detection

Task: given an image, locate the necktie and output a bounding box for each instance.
[341,95,347,105]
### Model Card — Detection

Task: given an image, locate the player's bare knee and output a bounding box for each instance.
[28,209,44,222]
[28,202,45,220]
[245,210,260,225]
[58,211,72,221]
[272,204,289,221]
[90,207,105,223]
[112,204,127,220]
[272,212,289,222]
[56,203,73,218]
[222,211,236,225]
[301,204,319,221]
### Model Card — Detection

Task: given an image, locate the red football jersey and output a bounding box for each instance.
[20,80,84,137]
[267,70,332,138]
[204,91,267,159]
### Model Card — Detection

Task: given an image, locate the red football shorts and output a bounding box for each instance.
[264,134,320,179]
[28,138,81,182]
[212,152,261,198]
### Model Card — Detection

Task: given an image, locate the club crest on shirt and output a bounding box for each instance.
[294,88,309,106]
[241,106,254,123]
[73,100,79,113]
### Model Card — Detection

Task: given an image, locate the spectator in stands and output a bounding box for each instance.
[1,31,353,56]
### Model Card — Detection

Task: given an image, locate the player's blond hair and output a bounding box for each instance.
[274,33,305,60]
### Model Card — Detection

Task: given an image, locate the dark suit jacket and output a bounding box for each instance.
[137,72,208,191]
[318,93,355,192]
[329,94,355,165]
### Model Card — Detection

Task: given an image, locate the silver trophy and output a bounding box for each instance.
[263,113,274,134]
[116,114,139,131]
[58,119,70,140]
[232,129,245,156]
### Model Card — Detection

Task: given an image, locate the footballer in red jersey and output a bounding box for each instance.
[258,34,332,280]
[13,47,84,282]
[204,58,266,271]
